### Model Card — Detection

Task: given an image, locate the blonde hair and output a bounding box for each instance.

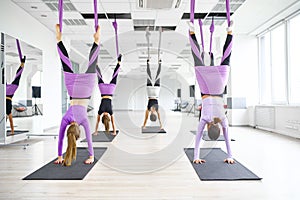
[64,124,80,166]
[102,115,110,133]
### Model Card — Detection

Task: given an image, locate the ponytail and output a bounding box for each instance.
[102,115,110,133]
[64,124,80,166]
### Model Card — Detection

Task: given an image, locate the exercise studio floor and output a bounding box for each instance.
[1,111,300,199]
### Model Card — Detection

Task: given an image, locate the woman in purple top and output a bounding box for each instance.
[93,54,122,136]
[6,56,26,135]
[54,24,100,166]
[188,18,234,164]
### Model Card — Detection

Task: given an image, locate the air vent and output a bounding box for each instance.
[177,56,189,59]
[133,19,155,26]
[6,52,19,57]
[180,49,191,55]
[138,55,149,59]
[134,26,176,31]
[42,0,77,12]
[138,0,181,9]
[219,0,246,3]
[63,19,87,26]
[26,58,37,61]
[170,64,180,70]
[212,3,242,12]
[100,56,113,60]
[86,43,103,47]
[100,49,110,55]
[203,18,227,26]
[136,43,153,47]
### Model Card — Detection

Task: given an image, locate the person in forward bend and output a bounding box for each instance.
[6,56,26,135]
[54,24,100,166]
[188,19,235,164]
[142,27,163,129]
[93,54,122,136]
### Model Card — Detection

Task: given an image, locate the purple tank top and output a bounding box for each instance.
[195,65,230,95]
[98,83,116,95]
[64,72,96,98]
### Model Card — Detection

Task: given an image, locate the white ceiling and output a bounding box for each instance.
[5,34,43,70]
[10,0,300,78]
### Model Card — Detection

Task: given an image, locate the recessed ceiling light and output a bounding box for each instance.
[41,14,47,18]
[31,6,38,9]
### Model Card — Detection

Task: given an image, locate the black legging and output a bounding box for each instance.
[57,41,98,74]
[147,60,161,87]
[96,62,121,85]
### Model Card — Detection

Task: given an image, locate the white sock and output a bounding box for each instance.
[187,21,195,32]
[226,20,233,32]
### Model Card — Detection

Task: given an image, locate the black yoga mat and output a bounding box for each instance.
[184,148,262,181]
[6,130,29,136]
[190,131,235,141]
[142,126,166,133]
[81,131,119,142]
[23,147,107,180]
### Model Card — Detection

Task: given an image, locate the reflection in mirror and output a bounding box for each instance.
[4,34,43,141]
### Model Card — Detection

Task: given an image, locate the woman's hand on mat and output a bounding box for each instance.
[84,156,94,164]
[224,158,235,164]
[54,156,63,164]
[112,130,117,136]
[193,159,206,164]
[142,126,146,129]
[93,131,98,136]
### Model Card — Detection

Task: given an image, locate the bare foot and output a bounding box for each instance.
[193,159,206,164]
[224,158,235,164]
[94,26,100,44]
[55,24,62,42]
[84,156,94,164]
[54,156,63,164]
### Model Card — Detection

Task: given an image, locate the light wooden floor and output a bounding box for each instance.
[1,111,300,199]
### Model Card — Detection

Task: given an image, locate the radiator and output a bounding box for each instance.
[255,106,275,129]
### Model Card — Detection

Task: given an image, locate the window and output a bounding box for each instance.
[270,24,287,103]
[259,33,272,104]
[259,13,300,105]
[289,14,300,104]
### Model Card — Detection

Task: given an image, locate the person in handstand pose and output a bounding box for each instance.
[54,24,100,166]
[188,15,234,164]
[94,54,122,136]
[6,56,26,135]
[142,27,163,129]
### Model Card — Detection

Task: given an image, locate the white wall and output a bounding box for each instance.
[110,76,181,111]
[251,105,300,139]
[0,1,62,130]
